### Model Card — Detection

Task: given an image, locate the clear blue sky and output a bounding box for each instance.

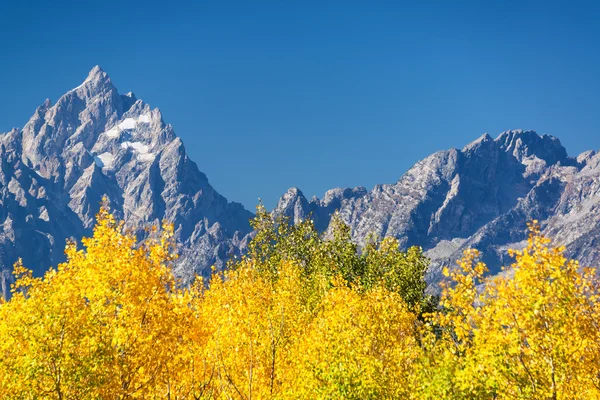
[1,0,599,210]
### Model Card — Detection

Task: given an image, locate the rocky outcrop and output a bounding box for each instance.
[274,130,599,290]
[3,66,600,294]
[0,66,254,283]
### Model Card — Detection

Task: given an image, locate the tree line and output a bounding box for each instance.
[0,201,598,399]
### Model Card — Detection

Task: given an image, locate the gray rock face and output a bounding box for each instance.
[3,67,599,295]
[0,66,253,286]
[274,130,599,290]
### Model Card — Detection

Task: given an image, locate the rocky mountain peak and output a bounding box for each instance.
[64,66,119,106]
[273,187,311,224]
[282,186,306,199]
[462,133,494,152]
[86,65,110,84]
[3,67,600,296]
[40,98,52,110]
[496,129,569,166]
[577,150,597,165]
[274,129,600,292]
[0,67,254,282]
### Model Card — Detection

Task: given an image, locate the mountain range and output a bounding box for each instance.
[273,131,600,287]
[2,67,599,294]
[0,66,253,293]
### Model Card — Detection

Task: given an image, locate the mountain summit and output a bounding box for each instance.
[0,66,254,287]
[274,130,600,288]
[3,68,600,294]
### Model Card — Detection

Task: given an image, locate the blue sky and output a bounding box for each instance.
[1,0,599,209]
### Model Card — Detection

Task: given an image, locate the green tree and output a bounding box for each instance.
[240,205,437,314]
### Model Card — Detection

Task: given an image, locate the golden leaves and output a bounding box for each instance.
[424,224,600,399]
[1,207,600,400]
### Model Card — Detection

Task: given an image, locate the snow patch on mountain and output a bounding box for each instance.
[102,114,152,138]
[0,66,254,282]
[137,114,151,123]
[95,152,114,168]
[120,141,149,153]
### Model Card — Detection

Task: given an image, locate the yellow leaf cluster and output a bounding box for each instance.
[422,222,600,399]
[2,207,600,399]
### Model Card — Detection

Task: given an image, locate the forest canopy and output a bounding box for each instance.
[0,202,599,399]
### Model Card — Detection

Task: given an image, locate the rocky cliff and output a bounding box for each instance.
[274,131,600,288]
[0,66,254,290]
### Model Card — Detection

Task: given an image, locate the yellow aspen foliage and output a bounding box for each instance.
[0,199,196,399]
[192,261,307,399]
[424,222,600,399]
[2,200,600,400]
[286,281,422,399]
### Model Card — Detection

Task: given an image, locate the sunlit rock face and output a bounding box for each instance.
[3,67,599,294]
[274,130,599,290]
[0,66,253,284]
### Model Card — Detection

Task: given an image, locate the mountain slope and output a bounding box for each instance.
[0,66,254,289]
[274,130,600,288]
[3,67,599,294]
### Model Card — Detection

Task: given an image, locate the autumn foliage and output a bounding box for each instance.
[1,203,600,399]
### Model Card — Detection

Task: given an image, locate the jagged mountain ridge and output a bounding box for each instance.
[274,130,600,288]
[3,67,599,293]
[0,66,254,288]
